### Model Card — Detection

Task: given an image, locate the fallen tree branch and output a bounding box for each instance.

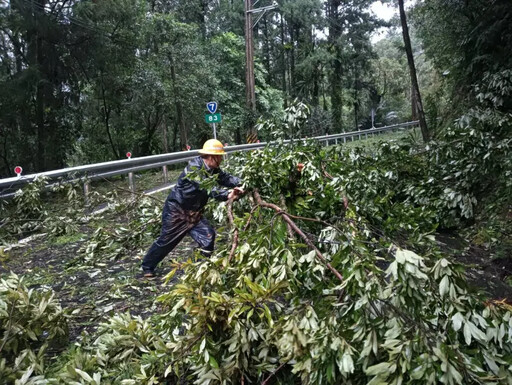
[100,176,164,205]
[242,205,259,232]
[226,198,239,262]
[280,194,295,240]
[283,212,344,235]
[253,190,344,283]
[321,162,334,180]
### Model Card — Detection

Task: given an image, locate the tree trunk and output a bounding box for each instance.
[169,55,187,149]
[289,13,296,95]
[411,84,418,120]
[244,0,256,139]
[162,116,169,153]
[311,34,319,107]
[28,0,47,171]
[328,0,343,132]
[100,81,119,159]
[280,12,287,107]
[263,17,272,85]
[172,119,178,152]
[36,30,45,170]
[200,0,207,39]
[354,66,359,129]
[398,0,429,142]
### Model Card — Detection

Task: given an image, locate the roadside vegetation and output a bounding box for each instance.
[1,76,511,382]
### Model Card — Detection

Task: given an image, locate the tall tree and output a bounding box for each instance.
[398,0,428,141]
[326,0,380,132]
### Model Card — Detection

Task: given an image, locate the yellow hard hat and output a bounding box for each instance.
[198,139,226,155]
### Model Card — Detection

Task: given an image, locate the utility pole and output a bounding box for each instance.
[245,0,256,114]
[244,1,278,142]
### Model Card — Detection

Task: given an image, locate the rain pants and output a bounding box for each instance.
[141,156,241,273]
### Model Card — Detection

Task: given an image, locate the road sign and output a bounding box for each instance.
[205,113,222,124]
[207,102,217,114]
[126,152,132,159]
[14,166,22,176]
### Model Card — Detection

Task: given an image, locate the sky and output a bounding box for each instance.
[370,0,417,43]
[371,1,396,21]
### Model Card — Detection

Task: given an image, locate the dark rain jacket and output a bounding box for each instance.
[168,156,241,211]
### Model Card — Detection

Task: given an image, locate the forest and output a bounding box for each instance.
[1,0,512,384]
[0,0,456,176]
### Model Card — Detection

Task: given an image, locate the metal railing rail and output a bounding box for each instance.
[0,121,418,198]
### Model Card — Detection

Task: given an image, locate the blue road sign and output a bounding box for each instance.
[207,102,217,114]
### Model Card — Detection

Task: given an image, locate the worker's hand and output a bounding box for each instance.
[297,163,305,173]
[228,187,243,200]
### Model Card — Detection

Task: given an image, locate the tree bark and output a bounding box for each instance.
[398,0,429,142]
[328,0,343,132]
[169,55,187,149]
[263,17,271,85]
[28,0,47,171]
[289,13,296,95]
[100,81,119,159]
[162,116,169,153]
[353,66,359,129]
[279,12,287,107]
[244,0,256,139]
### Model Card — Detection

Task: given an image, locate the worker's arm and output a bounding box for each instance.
[217,169,242,188]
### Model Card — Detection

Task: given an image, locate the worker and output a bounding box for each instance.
[141,139,244,278]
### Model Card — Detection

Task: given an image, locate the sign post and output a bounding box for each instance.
[14,166,23,178]
[206,102,220,139]
[126,152,135,193]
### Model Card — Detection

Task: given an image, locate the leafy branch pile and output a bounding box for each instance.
[0,274,68,383]
[0,177,95,245]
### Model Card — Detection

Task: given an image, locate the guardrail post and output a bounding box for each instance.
[162,165,168,183]
[128,172,136,195]
[83,181,90,205]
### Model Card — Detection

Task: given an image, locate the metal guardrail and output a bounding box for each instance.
[0,121,418,199]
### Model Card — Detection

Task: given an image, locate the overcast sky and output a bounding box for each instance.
[371,1,396,21]
[370,0,417,43]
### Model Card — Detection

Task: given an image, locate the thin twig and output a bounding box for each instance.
[261,361,287,385]
[242,205,259,232]
[99,176,165,204]
[284,212,343,234]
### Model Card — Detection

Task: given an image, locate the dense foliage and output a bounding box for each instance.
[1,91,511,382]
[0,0,402,176]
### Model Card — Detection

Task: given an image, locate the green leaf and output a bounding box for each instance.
[209,355,219,369]
[75,368,93,382]
[451,312,464,332]
[439,275,450,297]
[365,361,395,376]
